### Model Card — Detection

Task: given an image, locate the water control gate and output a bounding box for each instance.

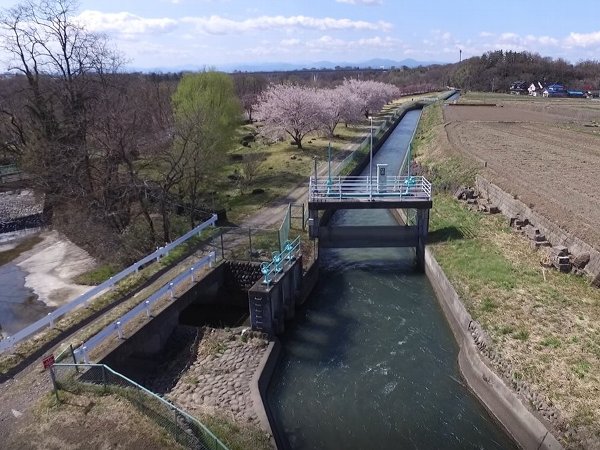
[308,174,432,268]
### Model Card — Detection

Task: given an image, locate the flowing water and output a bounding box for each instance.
[268,109,518,449]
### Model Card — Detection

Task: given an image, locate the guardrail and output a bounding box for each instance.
[0,214,217,354]
[52,362,229,450]
[72,252,216,363]
[260,237,301,285]
[309,175,432,202]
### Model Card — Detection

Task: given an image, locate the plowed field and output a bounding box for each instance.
[444,104,600,250]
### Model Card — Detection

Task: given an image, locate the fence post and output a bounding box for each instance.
[248,228,252,262]
[102,365,107,391]
[116,321,123,339]
[302,203,305,231]
[69,344,79,373]
[49,366,59,403]
[220,231,225,260]
[190,267,195,283]
[169,282,174,299]
[82,346,89,364]
[47,312,54,329]
[144,300,151,318]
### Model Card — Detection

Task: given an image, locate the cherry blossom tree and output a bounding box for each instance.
[254,84,321,149]
[317,85,363,136]
[343,79,400,118]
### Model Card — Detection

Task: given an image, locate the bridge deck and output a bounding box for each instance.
[308,175,432,210]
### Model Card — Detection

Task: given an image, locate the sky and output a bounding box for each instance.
[2,0,600,70]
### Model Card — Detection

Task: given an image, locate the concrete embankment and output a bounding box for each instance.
[424,248,562,450]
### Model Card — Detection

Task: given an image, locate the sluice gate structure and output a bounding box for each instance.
[308,171,432,268]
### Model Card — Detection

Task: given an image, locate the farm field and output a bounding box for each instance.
[444,99,600,251]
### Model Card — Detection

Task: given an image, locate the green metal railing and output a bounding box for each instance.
[52,363,229,450]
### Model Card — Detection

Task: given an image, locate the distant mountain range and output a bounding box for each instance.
[132,58,442,74]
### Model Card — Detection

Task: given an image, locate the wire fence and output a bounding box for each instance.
[203,226,280,262]
[278,204,291,251]
[52,363,228,450]
[0,215,217,354]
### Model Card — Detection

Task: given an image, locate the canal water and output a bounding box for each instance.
[268,110,518,449]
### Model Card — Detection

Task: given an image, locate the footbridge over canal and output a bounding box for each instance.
[308,172,432,268]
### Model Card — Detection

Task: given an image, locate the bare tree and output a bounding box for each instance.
[0,0,122,198]
[233,73,268,123]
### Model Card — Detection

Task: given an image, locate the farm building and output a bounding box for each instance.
[510,80,529,95]
[528,82,545,96]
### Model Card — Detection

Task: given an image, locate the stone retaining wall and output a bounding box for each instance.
[476,176,600,278]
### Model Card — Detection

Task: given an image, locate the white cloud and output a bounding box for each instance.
[181,15,392,34]
[77,10,178,35]
[281,38,302,46]
[565,31,600,47]
[335,0,383,5]
[76,11,391,37]
[287,34,398,51]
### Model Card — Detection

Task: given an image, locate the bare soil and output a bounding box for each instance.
[444,103,600,251]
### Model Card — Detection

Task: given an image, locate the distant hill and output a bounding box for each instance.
[132,58,441,74]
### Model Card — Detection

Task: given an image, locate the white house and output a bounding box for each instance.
[528,82,544,96]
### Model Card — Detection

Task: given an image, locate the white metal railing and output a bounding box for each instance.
[72,251,216,363]
[0,215,217,353]
[309,175,432,202]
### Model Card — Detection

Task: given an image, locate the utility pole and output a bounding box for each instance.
[459,49,462,63]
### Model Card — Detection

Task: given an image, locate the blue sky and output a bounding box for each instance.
[2,0,600,70]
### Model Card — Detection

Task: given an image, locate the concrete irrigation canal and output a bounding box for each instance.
[267,108,519,449]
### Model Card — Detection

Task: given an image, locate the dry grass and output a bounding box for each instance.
[4,390,184,450]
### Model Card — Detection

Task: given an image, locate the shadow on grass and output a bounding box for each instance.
[428,226,466,243]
